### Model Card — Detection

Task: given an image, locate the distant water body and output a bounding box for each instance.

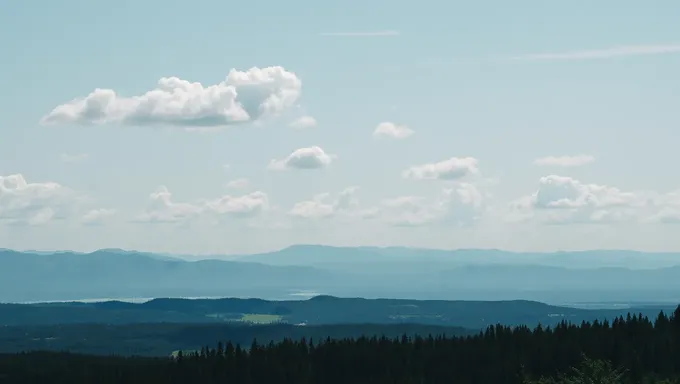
[20,290,323,304]
[561,302,633,310]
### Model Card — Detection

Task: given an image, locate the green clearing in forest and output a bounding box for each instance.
[239,314,283,324]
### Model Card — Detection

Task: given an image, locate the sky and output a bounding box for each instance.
[1,0,680,255]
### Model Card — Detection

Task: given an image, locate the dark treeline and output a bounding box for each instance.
[2,306,680,384]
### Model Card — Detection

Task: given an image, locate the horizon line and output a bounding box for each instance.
[3,245,679,257]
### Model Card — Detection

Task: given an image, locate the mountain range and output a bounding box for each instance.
[2,245,680,304]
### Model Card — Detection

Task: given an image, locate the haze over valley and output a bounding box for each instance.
[3,246,679,305]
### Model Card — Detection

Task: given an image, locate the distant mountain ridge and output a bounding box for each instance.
[4,245,680,269]
[0,248,336,303]
[2,246,680,304]
[235,244,680,269]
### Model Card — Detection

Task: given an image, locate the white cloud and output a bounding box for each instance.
[439,183,487,225]
[373,183,487,227]
[534,155,594,167]
[373,122,414,139]
[135,186,203,223]
[289,187,359,219]
[204,191,268,217]
[530,176,640,210]
[289,116,317,129]
[225,178,250,189]
[645,190,680,224]
[42,66,302,127]
[508,176,680,225]
[402,157,479,181]
[0,174,77,225]
[515,44,680,60]
[647,208,680,224]
[81,208,116,225]
[508,175,649,224]
[377,196,437,226]
[268,146,336,171]
[320,31,399,37]
[135,186,268,223]
[60,153,89,163]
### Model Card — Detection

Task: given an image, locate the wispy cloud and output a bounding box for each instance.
[320,30,399,37]
[534,155,595,167]
[515,44,680,61]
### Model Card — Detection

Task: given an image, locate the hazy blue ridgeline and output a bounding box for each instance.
[2,245,680,304]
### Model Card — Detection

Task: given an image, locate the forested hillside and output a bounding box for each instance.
[2,306,679,383]
[2,296,674,329]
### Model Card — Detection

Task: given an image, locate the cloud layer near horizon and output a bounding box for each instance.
[5,164,679,228]
[14,59,680,249]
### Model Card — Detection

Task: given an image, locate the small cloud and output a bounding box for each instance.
[514,44,680,61]
[534,155,595,167]
[60,153,88,163]
[320,31,399,37]
[289,116,317,129]
[289,187,360,219]
[373,184,487,227]
[0,174,80,225]
[81,208,116,225]
[225,178,250,189]
[223,164,231,171]
[268,146,336,171]
[134,186,268,224]
[373,122,413,139]
[403,157,479,181]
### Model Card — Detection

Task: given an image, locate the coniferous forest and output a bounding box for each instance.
[2,307,680,383]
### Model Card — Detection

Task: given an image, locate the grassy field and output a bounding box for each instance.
[205,313,241,321]
[388,314,443,320]
[204,313,284,324]
[239,314,283,324]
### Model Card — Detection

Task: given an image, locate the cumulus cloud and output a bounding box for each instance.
[373,122,414,139]
[534,155,594,167]
[402,157,479,181]
[645,190,680,224]
[42,66,302,128]
[374,183,487,226]
[289,116,317,129]
[135,186,268,223]
[135,187,203,223]
[204,191,268,218]
[289,187,360,219]
[225,178,250,189]
[439,183,487,225]
[508,175,652,224]
[60,153,89,163]
[0,174,78,225]
[81,208,116,225]
[268,146,336,171]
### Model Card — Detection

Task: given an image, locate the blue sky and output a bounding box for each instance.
[1,0,680,254]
